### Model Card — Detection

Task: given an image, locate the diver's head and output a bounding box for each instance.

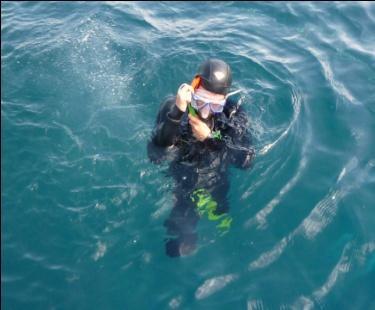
[191,87,226,119]
[196,58,232,95]
[191,59,232,119]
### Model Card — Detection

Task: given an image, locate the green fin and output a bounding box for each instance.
[191,188,232,235]
[217,216,232,229]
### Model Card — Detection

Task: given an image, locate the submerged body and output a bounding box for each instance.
[148,95,255,257]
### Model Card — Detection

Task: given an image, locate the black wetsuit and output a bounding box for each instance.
[147,95,255,257]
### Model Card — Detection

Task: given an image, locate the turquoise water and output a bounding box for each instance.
[2,1,375,309]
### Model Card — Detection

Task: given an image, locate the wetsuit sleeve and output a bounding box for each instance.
[225,107,255,169]
[152,96,184,147]
[147,96,184,164]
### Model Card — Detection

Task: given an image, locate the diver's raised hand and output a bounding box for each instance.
[188,114,211,142]
[176,83,194,112]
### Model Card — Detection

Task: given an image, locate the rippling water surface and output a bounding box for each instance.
[2,2,375,309]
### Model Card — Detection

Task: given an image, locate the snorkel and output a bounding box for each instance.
[225,89,242,97]
[187,104,198,117]
[188,77,200,117]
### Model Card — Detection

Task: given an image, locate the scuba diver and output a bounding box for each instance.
[147,58,255,257]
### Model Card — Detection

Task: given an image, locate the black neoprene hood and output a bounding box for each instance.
[196,59,232,95]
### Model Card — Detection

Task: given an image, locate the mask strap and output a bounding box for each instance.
[225,89,242,99]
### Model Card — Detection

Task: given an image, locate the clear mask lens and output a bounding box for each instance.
[191,93,225,114]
